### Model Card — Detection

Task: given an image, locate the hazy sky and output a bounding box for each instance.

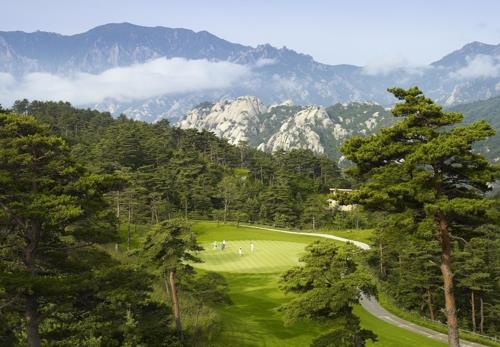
[1,0,499,66]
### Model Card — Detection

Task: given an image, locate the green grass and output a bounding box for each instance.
[377,289,500,347]
[210,273,328,347]
[192,221,446,347]
[195,221,324,243]
[196,240,309,273]
[354,306,444,347]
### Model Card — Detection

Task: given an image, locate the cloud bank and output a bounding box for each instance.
[361,58,428,76]
[0,58,250,106]
[450,54,500,79]
[254,58,278,67]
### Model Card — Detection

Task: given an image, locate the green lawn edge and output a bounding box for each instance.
[376,289,500,347]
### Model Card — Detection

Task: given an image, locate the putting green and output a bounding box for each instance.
[195,240,305,273]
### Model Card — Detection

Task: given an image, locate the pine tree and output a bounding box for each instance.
[0,114,121,346]
[280,241,376,347]
[143,219,202,340]
[342,87,497,346]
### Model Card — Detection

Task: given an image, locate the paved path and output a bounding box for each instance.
[242,224,488,347]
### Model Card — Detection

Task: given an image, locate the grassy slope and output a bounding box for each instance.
[193,221,446,347]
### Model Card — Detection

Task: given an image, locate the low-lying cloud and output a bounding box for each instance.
[361,58,428,76]
[254,58,278,67]
[0,57,251,106]
[451,54,500,79]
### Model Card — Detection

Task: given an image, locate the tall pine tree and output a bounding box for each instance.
[342,87,497,346]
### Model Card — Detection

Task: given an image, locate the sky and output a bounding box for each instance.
[1,0,499,67]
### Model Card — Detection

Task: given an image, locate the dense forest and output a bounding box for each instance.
[7,99,356,229]
[1,91,499,347]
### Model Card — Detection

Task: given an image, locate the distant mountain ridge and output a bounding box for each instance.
[1,23,499,121]
[0,22,313,74]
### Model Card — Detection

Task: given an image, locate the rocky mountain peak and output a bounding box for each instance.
[177,96,393,160]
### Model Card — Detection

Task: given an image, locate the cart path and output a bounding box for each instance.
[242,224,488,347]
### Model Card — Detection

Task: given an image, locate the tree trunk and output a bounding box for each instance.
[479,297,484,334]
[426,287,435,321]
[151,204,155,224]
[25,221,41,347]
[223,201,228,224]
[116,191,120,252]
[127,202,132,250]
[169,271,182,339]
[471,290,476,332]
[437,213,460,347]
[25,295,41,347]
[379,243,385,277]
[163,276,170,301]
[116,191,120,218]
[397,254,402,296]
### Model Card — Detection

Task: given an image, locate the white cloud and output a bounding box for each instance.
[255,58,278,67]
[271,74,301,92]
[0,58,251,106]
[361,57,427,76]
[451,54,500,79]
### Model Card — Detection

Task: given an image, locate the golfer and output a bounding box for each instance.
[250,241,255,253]
[238,247,243,256]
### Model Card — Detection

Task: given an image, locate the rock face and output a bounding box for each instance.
[259,107,334,154]
[178,96,267,144]
[178,96,392,159]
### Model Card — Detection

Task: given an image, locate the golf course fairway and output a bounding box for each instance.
[192,221,446,347]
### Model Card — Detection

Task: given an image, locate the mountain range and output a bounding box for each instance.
[1,23,499,122]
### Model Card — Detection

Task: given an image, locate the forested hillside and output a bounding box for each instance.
[8,99,356,229]
[451,96,500,163]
